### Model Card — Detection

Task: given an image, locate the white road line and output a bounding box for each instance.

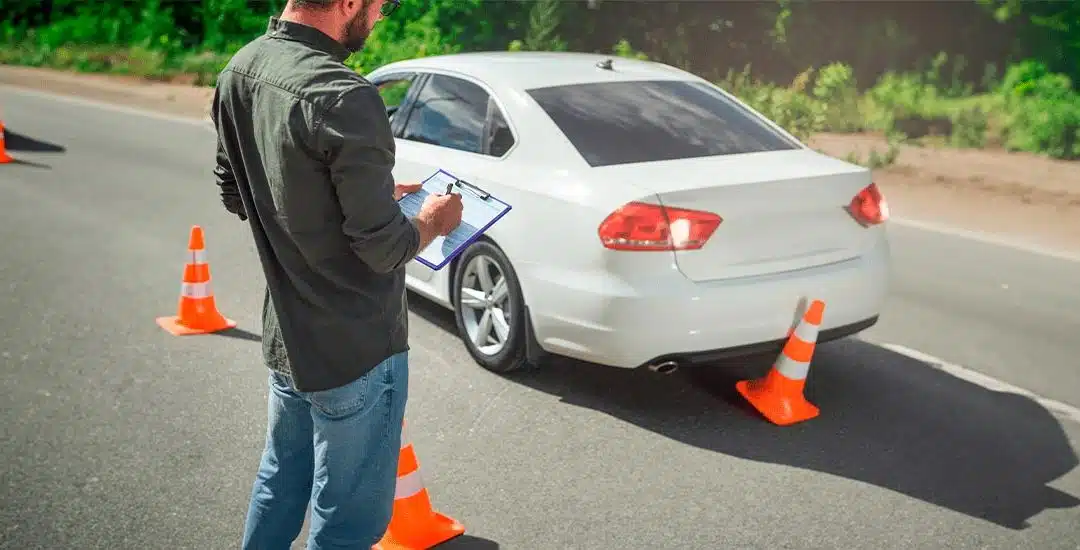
[891,217,1080,264]
[880,343,1080,425]
[0,83,215,131]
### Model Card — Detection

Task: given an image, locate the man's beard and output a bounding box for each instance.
[341,9,370,53]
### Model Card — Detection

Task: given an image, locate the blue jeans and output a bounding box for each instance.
[241,352,409,550]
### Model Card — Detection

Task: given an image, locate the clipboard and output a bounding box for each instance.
[397,169,513,271]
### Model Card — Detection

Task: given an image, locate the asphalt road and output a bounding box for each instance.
[2,86,1079,550]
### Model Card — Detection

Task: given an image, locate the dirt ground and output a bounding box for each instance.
[3,64,1080,256]
[809,133,1080,255]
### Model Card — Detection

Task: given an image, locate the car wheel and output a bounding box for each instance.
[452,241,531,373]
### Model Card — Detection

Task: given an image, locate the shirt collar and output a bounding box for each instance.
[266,16,351,62]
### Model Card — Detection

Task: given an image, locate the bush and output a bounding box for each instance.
[812,62,862,132]
[1000,60,1072,100]
[611,39,648,61]
[718,66,826,142]
[949,106,989,148]
[178,51,232,86]
[1003,96,1080,159]
[997,60,1080,159]
[865,71,942,134]
[346,10,461,73]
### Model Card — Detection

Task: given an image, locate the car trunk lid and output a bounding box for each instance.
[594,149,878,282]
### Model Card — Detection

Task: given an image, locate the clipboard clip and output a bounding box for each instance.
[446,178,491,201]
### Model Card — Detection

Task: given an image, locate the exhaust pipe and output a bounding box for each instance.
[648,360,680,375]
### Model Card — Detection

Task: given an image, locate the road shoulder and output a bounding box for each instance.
[0,64,214,121]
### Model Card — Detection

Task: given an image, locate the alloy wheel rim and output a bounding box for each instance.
[459,254,512,356]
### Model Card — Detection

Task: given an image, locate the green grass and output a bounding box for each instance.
[0,43,232,85]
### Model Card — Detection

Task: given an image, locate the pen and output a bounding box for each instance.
[445,182,454,195]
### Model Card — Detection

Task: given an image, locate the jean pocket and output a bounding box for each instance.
[307,373,373,420]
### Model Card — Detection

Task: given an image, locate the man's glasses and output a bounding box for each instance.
[380,0,400,16]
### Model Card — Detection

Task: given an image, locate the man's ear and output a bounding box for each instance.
[338,0,360,17]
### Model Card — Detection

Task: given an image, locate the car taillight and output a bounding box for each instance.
[597,201,722,251]
[848,182,889,226]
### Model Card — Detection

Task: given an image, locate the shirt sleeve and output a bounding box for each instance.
[316,84,421,274]
[210,86,247,221]
[213,137,248,221]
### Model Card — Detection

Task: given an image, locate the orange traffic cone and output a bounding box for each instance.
[735,299,825,426]
[374,421,465,550]
[0,121,14,164]
[156,225,236,335]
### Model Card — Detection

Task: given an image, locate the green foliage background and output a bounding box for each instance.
[1,0,1077,160]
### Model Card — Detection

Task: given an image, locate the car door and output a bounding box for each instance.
[388,71,518,283]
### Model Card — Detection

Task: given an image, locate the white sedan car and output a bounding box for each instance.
[366,51,890,375]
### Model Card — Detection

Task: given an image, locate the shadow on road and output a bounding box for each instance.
[5,157,52,169]
[3,128,66,169]
[407,293,1080,531]
[215,326,262,342]
[439,534,500,549]
[5,129,66,153]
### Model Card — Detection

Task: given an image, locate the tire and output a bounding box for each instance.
[451,240,532,373]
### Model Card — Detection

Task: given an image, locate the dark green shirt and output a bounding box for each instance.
[211,17,421,392]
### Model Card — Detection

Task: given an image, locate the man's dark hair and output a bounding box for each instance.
[290,0,336,10]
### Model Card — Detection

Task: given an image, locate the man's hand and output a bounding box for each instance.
[393,181,423,201]
[414,191,464,251]
[421,192,464,236]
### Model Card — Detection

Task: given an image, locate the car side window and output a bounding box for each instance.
[400,74,494,155]
[484,96,516,157]
[374,74,416,124]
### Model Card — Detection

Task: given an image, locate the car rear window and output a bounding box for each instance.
[526,79,801,167]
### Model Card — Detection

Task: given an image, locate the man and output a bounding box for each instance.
[210,0,464,548]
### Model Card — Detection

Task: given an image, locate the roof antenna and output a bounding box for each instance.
[596,58,614,71]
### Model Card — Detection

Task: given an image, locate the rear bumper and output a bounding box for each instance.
[527,235,890,368]
[642,315,879,367]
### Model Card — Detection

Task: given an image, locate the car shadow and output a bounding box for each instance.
[406,292,1080,531]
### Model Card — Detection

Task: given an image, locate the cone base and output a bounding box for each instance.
[373,512,465,550]
[156,314,237,336]
[0,152,13,164]
[735,378,820,426]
